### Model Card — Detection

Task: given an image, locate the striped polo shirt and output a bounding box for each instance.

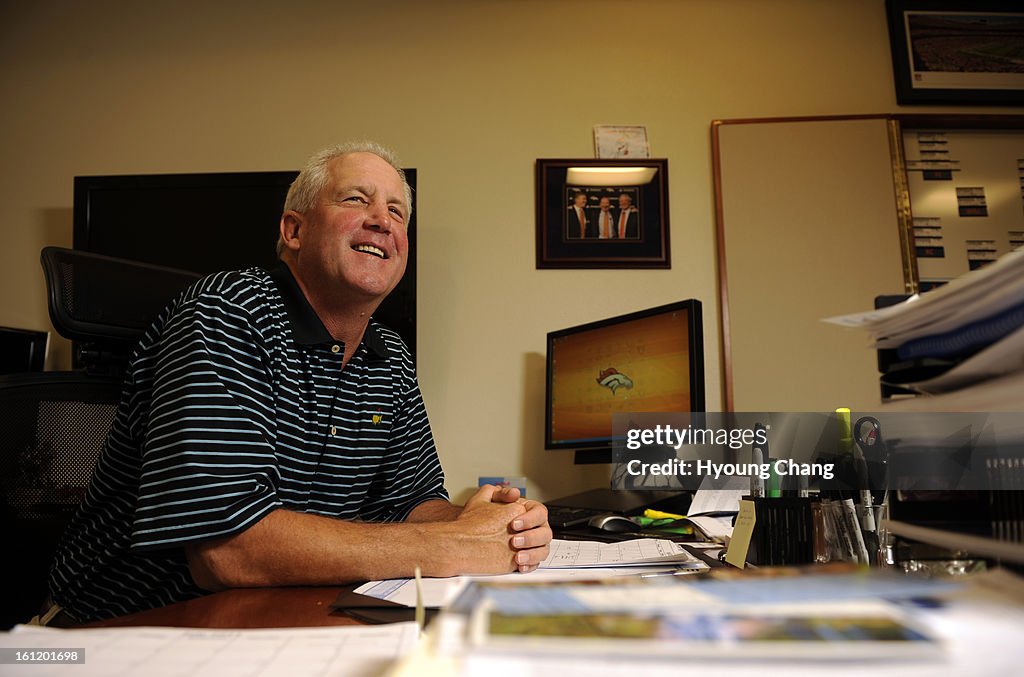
[49,265,447,623]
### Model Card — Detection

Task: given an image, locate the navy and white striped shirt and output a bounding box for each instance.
[49,265,447,623]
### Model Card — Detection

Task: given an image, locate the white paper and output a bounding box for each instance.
[539,538,703,568]
[687,515,734,540]
[355,577,463,609]
[2,622,418,677]
[688,478,747,515]
[355,565,703,609]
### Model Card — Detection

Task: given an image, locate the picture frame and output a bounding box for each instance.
[885,1,1024,105]
[535,158,670,269]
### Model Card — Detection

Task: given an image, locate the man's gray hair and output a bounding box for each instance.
[276,141,413,257]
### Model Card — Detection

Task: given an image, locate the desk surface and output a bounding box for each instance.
[87,587,359,629]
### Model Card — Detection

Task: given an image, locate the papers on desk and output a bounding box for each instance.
[674,478,747,543]
[414,570,1024,677]
[356,576,462,609]
[688,475,747,515]
[684,515,734,542]
[353,539,708,611]
[540,538,706,569]
[353,567,701,611]
[1,623,418,677]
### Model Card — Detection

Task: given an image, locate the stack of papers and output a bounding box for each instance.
[353,539,708,611]
[824,248,1024,398]
[824,247,1024,347]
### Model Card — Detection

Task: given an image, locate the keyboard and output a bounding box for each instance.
[545,505,612,529]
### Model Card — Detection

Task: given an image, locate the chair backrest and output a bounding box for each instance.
[0,372,121,521]
[40,246,202,371]
[0,371,121,629]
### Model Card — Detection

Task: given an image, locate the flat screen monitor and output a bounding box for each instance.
[73,170,417,354]
[0,327,49,374]
[545,300,704,463]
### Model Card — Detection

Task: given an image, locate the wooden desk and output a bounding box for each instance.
[87,587,360,629]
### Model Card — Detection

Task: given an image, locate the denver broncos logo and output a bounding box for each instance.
[597,367,634,395]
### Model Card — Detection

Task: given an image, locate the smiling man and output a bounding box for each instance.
[41,142,551,626]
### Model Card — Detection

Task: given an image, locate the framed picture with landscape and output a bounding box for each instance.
[885,0,1024,105]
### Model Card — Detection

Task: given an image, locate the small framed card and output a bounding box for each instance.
[594,125,650,159]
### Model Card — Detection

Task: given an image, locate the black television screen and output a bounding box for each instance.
[0,327,49,374]
[545,300,704,461]
[73,170,417,353]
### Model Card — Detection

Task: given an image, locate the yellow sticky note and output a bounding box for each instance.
[724,499,757,569]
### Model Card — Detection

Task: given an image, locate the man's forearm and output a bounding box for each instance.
[186,509,466,589]
[406,498,462,522]
[185,489,534,590]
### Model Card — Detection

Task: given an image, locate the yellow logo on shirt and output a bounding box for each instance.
[372,413,383,425]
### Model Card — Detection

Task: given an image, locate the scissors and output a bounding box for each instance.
[852,417,885,538]
[853,416,884,483]
[853,416,881,450]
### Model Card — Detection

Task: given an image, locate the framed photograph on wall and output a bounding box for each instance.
[535,158,670,269]
[885,0,1024,105]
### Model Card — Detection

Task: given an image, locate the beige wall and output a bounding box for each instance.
[718,118,908,412]
[1,0,1018,502]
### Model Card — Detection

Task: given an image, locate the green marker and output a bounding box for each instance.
[767,466,782,498]
[833,407,855,502]
[836,407,853,455]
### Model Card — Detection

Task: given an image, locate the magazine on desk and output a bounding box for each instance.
[436,569,951,663]
[467,603,938,661]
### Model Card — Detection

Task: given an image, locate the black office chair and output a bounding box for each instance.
[0,247,200,628]
[41,246,203,375]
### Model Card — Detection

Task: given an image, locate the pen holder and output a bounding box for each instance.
[815,497,877,566]
[744,497,816,567]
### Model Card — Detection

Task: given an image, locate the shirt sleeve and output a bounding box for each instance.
[129,275,282,551]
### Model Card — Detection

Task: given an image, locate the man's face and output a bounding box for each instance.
[574,193,588,208]
[289,152,409,305]
[618,194,632,209]
[599,197,611,211]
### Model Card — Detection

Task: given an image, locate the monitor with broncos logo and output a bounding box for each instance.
[544,300,705,463]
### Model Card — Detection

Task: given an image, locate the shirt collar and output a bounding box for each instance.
[269,264,390,361]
